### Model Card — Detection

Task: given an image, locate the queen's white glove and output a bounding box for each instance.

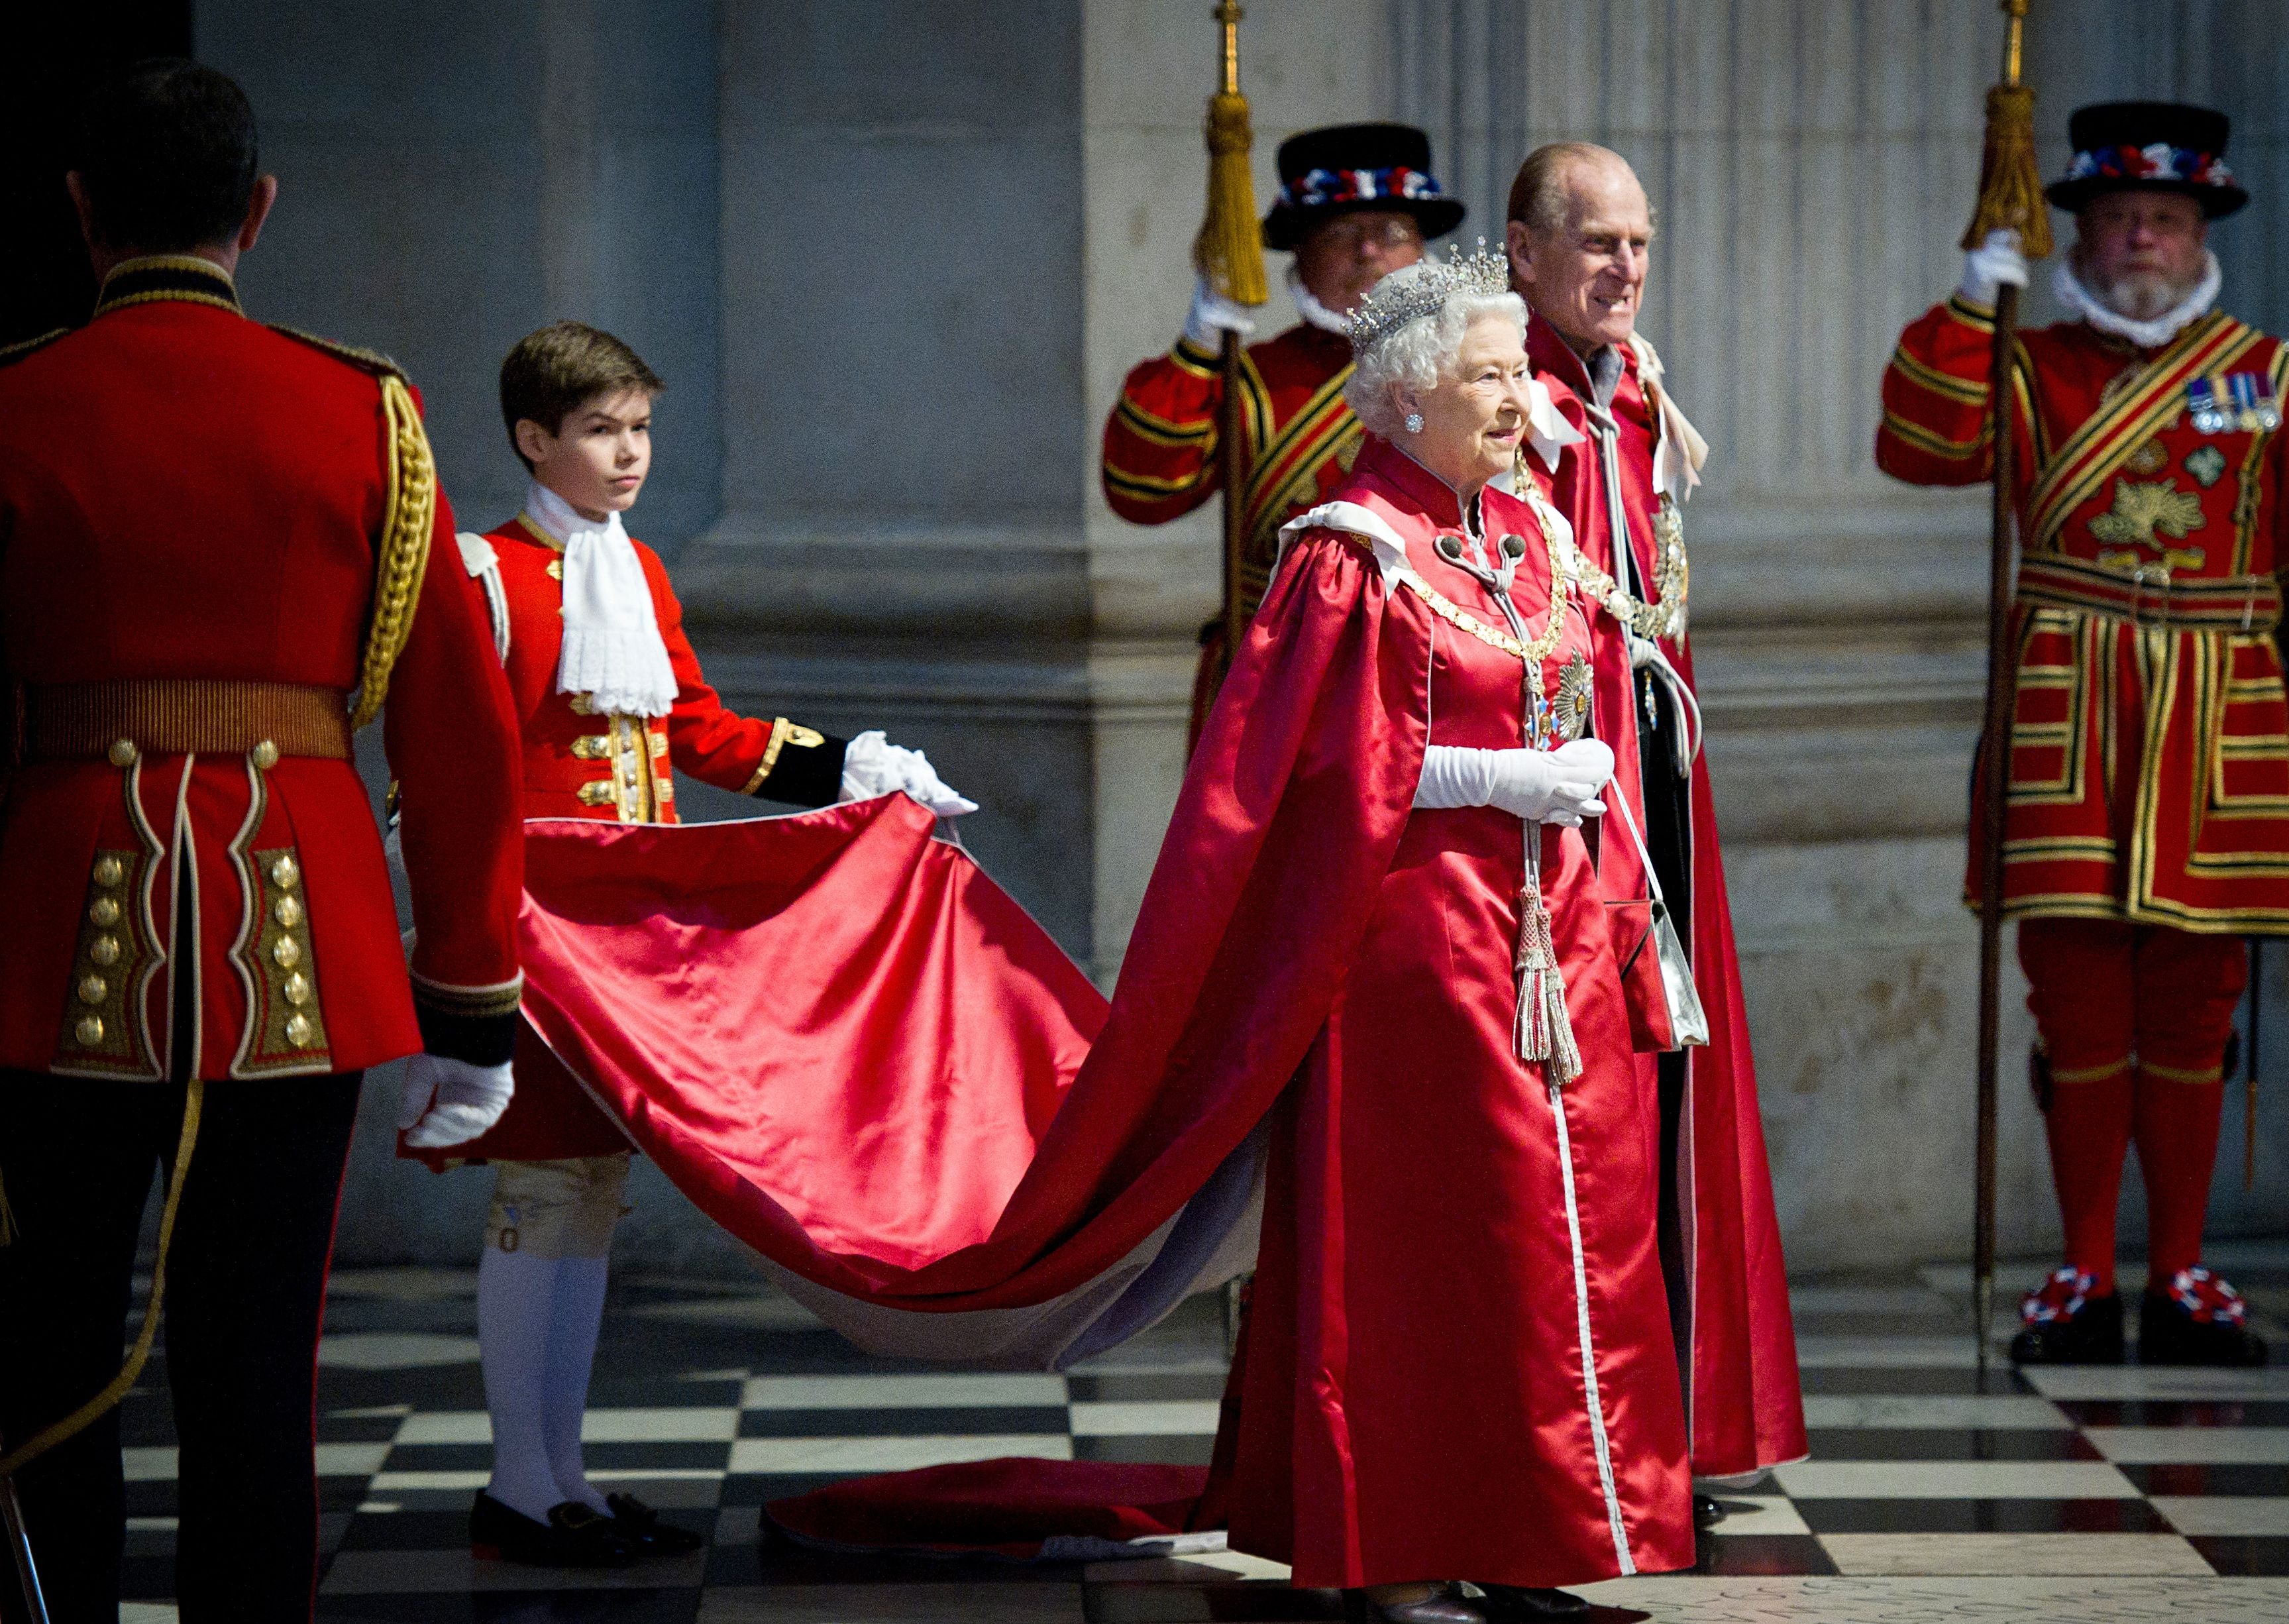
[1959,227,2029,309]
[1414,738,1614,828]
[839,730,978,818]
[1182,277,1256,351]
[398,1054,516,1149]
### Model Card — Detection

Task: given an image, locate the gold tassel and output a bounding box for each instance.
[1514,869,1582,1087]
[1960,82,2055,258]
[1193,3,1269,307]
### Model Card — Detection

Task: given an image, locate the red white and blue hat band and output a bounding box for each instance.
[2064,142,2235,191]
[1275,165,1445,212]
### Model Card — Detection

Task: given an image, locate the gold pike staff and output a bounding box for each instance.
[1195,1,1270,696]
[1964,0,2054,1378]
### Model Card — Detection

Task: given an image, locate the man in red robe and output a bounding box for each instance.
[1507,143,1807,1493]
[1879,101,2278,1366]
[1099,122,1461,739]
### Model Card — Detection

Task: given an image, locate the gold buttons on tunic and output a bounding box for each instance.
[78,974,108,1005]
[274,894,304,930]
[570,735,612,760]
[269,854,300,890]
[282,972,312,1007]
[93,855,124,888]
[89,934,121,967]
[576,781,618,806]
[272,935,301,970]
[107,739,139,767]
[76,1016,105,1048]
[251,739,280,770]
[284,1012,316,1049]
[89,896,122,928]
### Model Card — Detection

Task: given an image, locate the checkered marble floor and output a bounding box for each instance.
[85,1241,2289,1622]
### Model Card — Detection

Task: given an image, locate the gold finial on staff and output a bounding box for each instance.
[1962,0,2054,257]
[1195,2,1269,307]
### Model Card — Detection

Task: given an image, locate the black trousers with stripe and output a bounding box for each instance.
[0,1068,362,1624]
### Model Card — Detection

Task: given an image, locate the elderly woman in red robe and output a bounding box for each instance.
[1212,248,1693,1620]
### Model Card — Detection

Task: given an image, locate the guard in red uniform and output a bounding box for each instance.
[1100,123,1461,739]
[0,64,527,1621]
[407,322,972,1568]
[1879,101,2278,1366]
[1506,143,1807,1506]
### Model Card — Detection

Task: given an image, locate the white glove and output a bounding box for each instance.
[1959,227,2029,308]
[398,1054,516,1149]
[1182,278,1256,350]
[839,730,979,818]
[1414,738,1614,828]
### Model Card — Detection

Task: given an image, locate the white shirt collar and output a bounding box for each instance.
[2052,252,2221,351]
[524,477,623,550]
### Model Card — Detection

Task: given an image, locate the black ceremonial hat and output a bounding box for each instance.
[2047,101,2249,219]
[1261,122,1467,252]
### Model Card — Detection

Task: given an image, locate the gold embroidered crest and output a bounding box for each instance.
[2088,477,2207,558]
[2125,438,2168,474]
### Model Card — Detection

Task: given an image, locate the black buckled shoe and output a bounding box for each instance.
[470,1489,639,1567]
[1344,1586,1484,1623]
[606,1489,706,1556]
[2009,1267,2124,1365]
[2140,1268,2269,1366]
[1476,1584,1591,1620]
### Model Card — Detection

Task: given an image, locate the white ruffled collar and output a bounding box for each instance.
[2053,252,2221,351]
[1287,264,1351,335]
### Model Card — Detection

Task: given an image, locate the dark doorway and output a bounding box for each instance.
[1,3,195,347]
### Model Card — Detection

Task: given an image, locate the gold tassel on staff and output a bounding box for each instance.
[1965,0,2048,1380]
[1194,1,1269,697]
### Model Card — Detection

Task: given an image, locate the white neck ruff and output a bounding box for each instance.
[525,479,680,719]
[2053,252,2221,351]
[1287,264,1352,335]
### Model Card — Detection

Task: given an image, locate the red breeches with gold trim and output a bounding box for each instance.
[2020,917,2244,1291]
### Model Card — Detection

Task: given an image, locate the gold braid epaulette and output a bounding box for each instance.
[350,372,436,728]
[262,326,434,728]
[0,328,68,368]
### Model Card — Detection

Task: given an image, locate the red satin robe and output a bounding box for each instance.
[1225,439,1691,1588]
[1531,314,1807,1480]
[504,439,1692,1587]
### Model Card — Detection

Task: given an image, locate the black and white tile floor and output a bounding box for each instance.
[90,1240,2289,1621]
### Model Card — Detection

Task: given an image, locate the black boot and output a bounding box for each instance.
[2140,1268,2269,1366]
[606,1490,706,1556]
[2009,1267,2124,1365]
[470,1490,639,1566]
[1693,1493,1726,1529]
[1476,1584,1591,1620]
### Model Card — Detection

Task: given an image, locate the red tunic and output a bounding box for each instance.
[1226,439,1691,1588]
[409,512,844,1163]
[1101,323,1360,734]
[0,257,523,1080]
[1878,295,2289,930]
[1532,315,1808,1480]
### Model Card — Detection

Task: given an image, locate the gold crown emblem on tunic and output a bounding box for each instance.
[1342,239,1516,352]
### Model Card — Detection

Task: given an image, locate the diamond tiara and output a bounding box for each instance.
[1340,238,1515,352]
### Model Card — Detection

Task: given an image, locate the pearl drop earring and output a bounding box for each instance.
[1405,411,1424,433]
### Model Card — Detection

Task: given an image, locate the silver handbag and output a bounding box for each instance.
[1611,784,1709,1050]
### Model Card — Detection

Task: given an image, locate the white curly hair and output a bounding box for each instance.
[1342,266,1529,441]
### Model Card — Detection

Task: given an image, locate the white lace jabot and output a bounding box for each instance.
[523,479,679,718]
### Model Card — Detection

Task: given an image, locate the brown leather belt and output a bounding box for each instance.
[23,679,354,762]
